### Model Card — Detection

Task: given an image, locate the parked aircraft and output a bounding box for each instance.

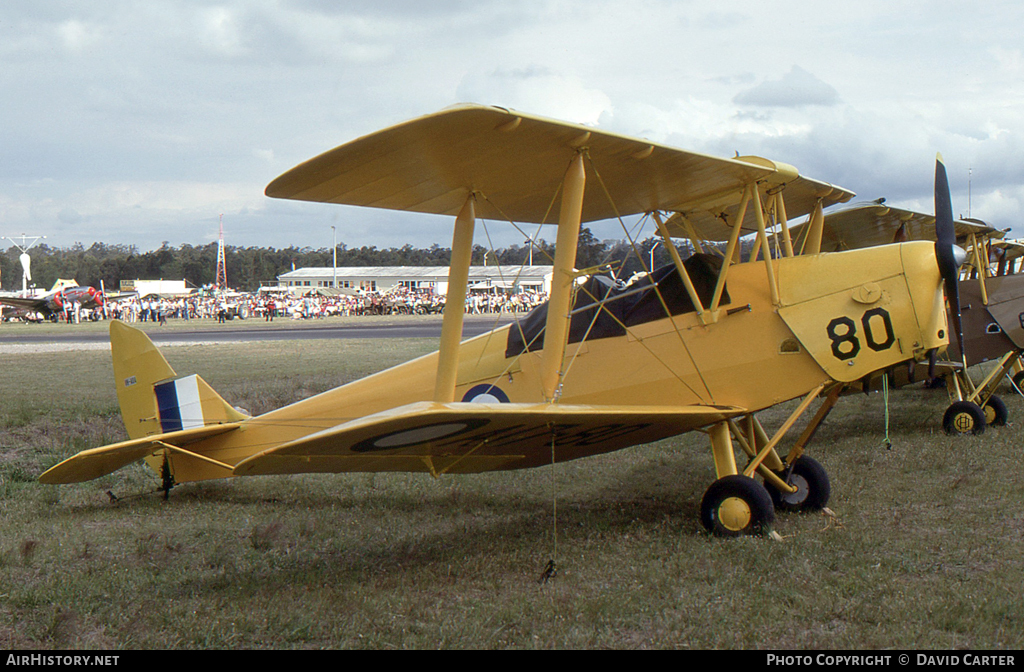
[789,201,1024,434]
[0,280,104,319]
[39,105,958,537]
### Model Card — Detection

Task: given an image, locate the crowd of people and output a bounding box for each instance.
[14,287,550,324]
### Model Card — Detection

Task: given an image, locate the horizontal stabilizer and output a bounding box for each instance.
[38,422,242,485]
[234,401,745,476]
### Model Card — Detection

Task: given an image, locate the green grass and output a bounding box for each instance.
[2,339,1023,649]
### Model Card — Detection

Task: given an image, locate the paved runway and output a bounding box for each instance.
[0,316,514,349]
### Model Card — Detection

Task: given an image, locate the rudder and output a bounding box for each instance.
[109,321,248,440]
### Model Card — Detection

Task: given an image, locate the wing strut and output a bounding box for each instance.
[540,153,586,402]
[967,233,990,306]
[798,200,826,255]
[707,183,753,321]
[750,184,780,306]
[433,194,476,402]
[773,191,794,258]
[652,211,709,324]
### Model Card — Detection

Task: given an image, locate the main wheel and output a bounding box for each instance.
[765,455,831,512]
[983,395,1008,427]
[1012,371,1024,391]
[942,401,986,435]
[700,475,775,537]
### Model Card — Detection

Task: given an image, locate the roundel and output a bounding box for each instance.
[461,384,510,404]
[352,418,490,453]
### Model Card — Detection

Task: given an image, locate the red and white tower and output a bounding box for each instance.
[215,214,227,290]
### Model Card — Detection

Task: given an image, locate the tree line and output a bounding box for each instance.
[0,228,679,293]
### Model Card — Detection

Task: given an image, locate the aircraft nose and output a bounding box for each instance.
[952,245,967,269]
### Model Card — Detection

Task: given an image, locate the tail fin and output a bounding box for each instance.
[110,321,248,440]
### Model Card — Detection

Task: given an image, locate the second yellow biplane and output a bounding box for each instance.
[40,105,957,537]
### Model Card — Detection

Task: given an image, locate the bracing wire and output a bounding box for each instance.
[538,431,558,586]
[881,373,892,450]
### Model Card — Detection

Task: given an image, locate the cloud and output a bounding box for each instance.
[2,1,1023,251]
[971,187,1024,227]
[456,67,611,125]
[57,207,84,225]
[57,19,103,52]
[196,6,248,57]
[734,66,840,108]
[708,72,757,87]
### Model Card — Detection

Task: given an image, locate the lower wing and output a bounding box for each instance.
[233,401,745,476]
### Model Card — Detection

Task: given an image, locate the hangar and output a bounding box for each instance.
[275,265,553,295]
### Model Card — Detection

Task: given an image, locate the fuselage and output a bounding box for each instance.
[164,241,948,483]
[948,273,1024,363]
[0,286,103,316]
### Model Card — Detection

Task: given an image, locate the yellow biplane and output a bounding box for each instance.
[789,200,1024,434]
[40,105,957,537]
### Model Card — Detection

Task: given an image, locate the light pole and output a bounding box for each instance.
[331,226,337,288]
[649,240,661,271]
[525,238,533,266]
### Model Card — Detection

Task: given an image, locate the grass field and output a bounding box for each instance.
[1,327,1023,649]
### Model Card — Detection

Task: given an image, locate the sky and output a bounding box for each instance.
[2,0,1023,256]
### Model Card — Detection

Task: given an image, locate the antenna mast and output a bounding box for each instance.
[216,214,227,291]
[968,166,972,219]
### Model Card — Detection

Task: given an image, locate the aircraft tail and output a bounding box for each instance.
[110,321,248,440]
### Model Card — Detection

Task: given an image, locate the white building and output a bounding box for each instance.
[275,265,553,295]
[120,279,189,297]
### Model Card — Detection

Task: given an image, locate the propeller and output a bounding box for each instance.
[934,153,967,366]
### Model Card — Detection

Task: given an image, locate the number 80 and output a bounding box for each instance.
[826,308,896,361]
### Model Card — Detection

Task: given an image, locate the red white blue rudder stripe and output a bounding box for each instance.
[154,375,206,433]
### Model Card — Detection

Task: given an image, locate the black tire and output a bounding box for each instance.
[1012,371,1024,391]
[766,455,831,512]
[699,475,775,537]
[942,401,986,435]
[983,395,1009,427]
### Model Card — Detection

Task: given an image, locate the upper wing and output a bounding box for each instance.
[265,104,853,229]
[791,202,1003,252]
[660,155,853,241]
[233,401,745,476]
[990,239,1024,264]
